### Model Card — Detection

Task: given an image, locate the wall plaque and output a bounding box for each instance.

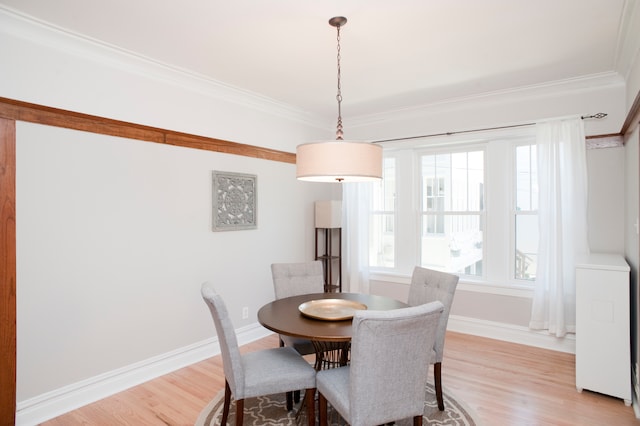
[212,171,257,231]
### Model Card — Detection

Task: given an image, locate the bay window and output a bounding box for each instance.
[369,130,537,287]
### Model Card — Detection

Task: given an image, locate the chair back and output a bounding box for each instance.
[271,261,324,299]
[408,266,459,360]
[349,301,444,425]
[201,282,245,398]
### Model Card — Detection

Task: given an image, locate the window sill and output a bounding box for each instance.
[369,271,534,298]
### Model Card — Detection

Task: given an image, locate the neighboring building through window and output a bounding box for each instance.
[514,144,538,280]
[420,150,484,277]
[370,157,396,268]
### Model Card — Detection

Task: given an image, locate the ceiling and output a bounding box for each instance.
[0,0,634,123]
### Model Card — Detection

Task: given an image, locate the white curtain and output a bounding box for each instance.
[342,182,373,293]
[529,117,590,337]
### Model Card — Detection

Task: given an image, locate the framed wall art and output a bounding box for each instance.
[212,171,257,231]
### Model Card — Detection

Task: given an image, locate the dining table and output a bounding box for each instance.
[257,292,407,370]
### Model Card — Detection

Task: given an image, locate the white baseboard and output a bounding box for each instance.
[15,323,273,426]
[448,314,576,354]
[16,317,575,425]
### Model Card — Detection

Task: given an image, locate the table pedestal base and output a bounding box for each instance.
[312,341,350,370]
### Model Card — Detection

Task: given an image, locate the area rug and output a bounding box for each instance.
[195,383,480,425]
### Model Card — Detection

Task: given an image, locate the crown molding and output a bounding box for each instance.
[349,72,625,128]
[615,0,640,80]
[0,6,325,130]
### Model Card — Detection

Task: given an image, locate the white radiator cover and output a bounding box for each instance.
[575,253,631,405]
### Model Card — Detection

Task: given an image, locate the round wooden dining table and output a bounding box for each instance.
[257,292,407,342]
[258,292,407,371]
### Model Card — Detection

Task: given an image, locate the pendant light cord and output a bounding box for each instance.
[335,21,344,140]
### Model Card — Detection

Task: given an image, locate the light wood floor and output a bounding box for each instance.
[42,332,639,425]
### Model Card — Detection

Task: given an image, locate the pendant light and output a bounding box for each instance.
[296,16,382,183]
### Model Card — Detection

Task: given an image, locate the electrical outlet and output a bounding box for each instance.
[242,307,249,319]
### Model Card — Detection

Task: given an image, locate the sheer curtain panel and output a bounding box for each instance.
[529,117,590,337]
[342,182,373,293]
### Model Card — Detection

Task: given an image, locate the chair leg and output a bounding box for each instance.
[434,362,444,411]
[314,350,324,371]
[413,414,423,425]
[339,343,350,366]
[235,398,244,426]
[318,392,328,426]
[305,388,316,426]
[280,336,300,409]
[286,390,293,411]
[222,380,232,426]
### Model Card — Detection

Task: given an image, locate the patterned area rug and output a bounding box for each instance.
[195,383,479,425]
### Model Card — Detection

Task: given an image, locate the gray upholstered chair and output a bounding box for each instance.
[271,261,325,299]
[408,266,459,411]
[271,261,325,407]
[200,282,316,426]
[271,261,325,355]
[316,302,444,426]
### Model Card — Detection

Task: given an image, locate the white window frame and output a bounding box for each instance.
[369,128,536,292]
[510,140,538,282]
[415,145,486,279]
[370,155,398,268]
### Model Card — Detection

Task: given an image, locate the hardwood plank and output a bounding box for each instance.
[165,133,295,163]
[40,332,638,425]
[0,97,296,164]
[620,89,640,136]
[0,97,165,144]
[442,332,637,425]
[0,117,16,426]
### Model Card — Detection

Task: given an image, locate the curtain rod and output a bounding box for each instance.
[370,113,608,144]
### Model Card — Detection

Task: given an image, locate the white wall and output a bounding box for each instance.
[3,3,639,422]
[0,9,330,152]
[622,0,640,114]
[1,8,337,424]
[363,73,629,353]
[348,74,626,143]
[620,0,640,403]
[587,146,627,253]
[358,32,632,348]
[624,123,639,398]
[16,123,330,400]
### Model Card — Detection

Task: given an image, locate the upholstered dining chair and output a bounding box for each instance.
[200,282,316,426]
[316,302,444,426]
[271,261,325,300]
[407,266,459,411]
[271,261,325,350]
[271,261,325,408]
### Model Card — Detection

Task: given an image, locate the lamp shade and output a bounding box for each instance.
[296,140,382,182]
[315,200,342,228]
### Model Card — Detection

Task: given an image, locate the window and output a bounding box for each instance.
[420,150,484,277]
[370,157,396,267]
[424,176,445,234]
[369,129,536,287]
[514,144,538,280]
